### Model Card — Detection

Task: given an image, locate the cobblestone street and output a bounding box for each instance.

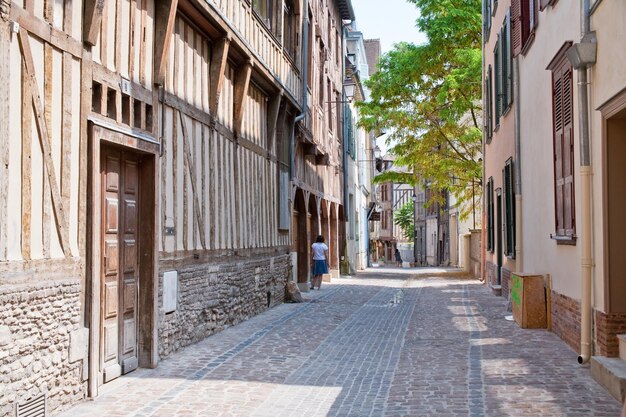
[59,269,622,417]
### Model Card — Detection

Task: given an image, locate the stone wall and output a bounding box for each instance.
[551,290,581,353]
[595,310,626,357]
[158,254,291,358]
[0,280,86,417]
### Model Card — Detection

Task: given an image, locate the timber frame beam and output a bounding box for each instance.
[17,29,70,257]
[267,91,283,152]
[233,60,253,137]
[209,36,231,115]
[83,0,105,46]
[154,0,179,85]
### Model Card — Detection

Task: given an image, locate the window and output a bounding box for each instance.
[278,115,290,230]
[307,10,313,87]
[283,0,296,58]
[487,177,494,252]
[548,43,575,242]
[494,11,512,127]
[503,158,515,257]
[252,0,275,29]
[327,81,334,133]
[511,0,538,55]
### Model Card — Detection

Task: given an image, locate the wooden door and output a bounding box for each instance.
[101,147,140,383]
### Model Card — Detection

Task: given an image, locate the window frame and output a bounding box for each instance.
[547,43,576,243]
[503,158,515,258]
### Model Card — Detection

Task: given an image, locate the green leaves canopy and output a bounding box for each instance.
[358,0,482,219]
[394,201,415,240]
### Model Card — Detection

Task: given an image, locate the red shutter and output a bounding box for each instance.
[553,62,574,237]
[562,67,575,235]
[511,0,522,56]
[553,69,565,236]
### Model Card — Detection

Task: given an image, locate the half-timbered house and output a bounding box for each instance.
[0,0,352,414]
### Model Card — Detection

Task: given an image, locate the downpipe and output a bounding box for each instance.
[513,57,523,270]
[577,0,593,365]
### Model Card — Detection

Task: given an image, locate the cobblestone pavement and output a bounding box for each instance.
[58,268,623,417]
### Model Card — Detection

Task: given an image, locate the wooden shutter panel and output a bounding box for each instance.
[562,66,575,235]
[505,12,513,107]
[540,0,550,11]
[553,69,565,235]
[511,0,522,55]
[552,60,574,238]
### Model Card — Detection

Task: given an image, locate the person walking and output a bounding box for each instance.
[395,248,402,267]
[311,235,328,290]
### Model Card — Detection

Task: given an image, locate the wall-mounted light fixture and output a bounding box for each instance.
[343,78,356,102]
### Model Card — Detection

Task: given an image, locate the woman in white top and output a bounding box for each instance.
[311,235,328,290]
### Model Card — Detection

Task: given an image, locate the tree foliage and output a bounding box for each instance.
[394,201,415,240]
[358,0,482,219]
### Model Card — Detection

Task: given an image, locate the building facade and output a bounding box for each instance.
[0,0,353,414]
[483,0,626,399]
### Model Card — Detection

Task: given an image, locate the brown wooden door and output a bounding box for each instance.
[101,147,140,383]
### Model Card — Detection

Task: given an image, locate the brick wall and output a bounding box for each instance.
[595,310,626,357]
[486,260,497,287]
[550,290,581,352]
[501,268,511,300]
[0,280,86,416]
[158,254,291,358]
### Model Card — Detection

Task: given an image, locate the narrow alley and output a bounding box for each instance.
[58,269,622,417]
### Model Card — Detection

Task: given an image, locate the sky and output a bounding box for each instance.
[350,0,427,53]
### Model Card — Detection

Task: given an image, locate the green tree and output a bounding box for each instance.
[358,0,482,219]
[394,201,415,240]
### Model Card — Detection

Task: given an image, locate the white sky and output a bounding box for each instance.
[350,0,427,53]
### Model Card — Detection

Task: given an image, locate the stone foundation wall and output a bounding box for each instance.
[0,280,86,417]
[551,290,581,352]
[158,254,291,358]
[595,310,626,357]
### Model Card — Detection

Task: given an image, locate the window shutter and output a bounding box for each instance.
[540,0,550,11]
[488,66,493,138]
[505,11,513,107]
[511,0,522,55]
[494,36,502,124]
[503,159,515,257]
[552,60,575,238]
[562,66,575,235]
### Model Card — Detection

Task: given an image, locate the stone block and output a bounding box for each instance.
[285,281,303,303]
[322,273,331,282]
[591,356,626,402]
[69,327,89,363]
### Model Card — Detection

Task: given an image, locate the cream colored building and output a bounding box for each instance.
[483,0,626,400]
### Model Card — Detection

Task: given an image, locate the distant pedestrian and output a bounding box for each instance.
[311,235,328,290]
[395,248,402,267]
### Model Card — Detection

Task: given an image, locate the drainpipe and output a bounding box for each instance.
[290,0,309,180]
[513,57,523,271]
[576,0,594,364]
